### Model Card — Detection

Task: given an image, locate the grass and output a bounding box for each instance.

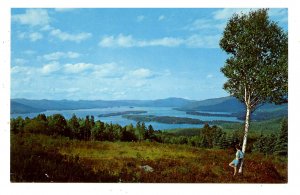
[11,133,287,183]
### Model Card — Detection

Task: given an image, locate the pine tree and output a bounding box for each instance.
[275,117,288,156]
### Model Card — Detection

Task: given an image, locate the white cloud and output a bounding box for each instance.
[17,32,26,39]
[23,50,36,55]
[137,15,145,22]
[129,68,155,79]
[98,36,115,47]
[42,51,81,61]
[50,29,92,43]
[11,66,32,75]
[29,32,43,41]
[13,58,27,65]
[40,25,54,31]
[63,63,93,74]
[158,15,165,21]
[206,74,214,79]
[40,62,61,74]
[144,37,183,47]
[99,34,219,48]
[99,34,183,48]
[92,63,124,78]
[99,34,135,48]
[186,34,220,48]
[12,9,50,27]
[186,19,225,31]
[18,31,43,42]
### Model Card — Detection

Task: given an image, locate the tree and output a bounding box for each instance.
[68,114,80,139]
[135,122,146,142]
[23,119,47,134]
[11,116,25,134]
[219,9,288,173]
[275,117,288,155]
[91,121,105,141]
[121,124,137,142]
[82,115,92,140]
[48,114,70,137]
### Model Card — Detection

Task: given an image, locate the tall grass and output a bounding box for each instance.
[11,133,287,183]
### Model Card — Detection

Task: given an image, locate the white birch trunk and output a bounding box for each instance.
[238,106,251,174]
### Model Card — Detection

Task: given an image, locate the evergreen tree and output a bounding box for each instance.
[83,115,92,140]
[90,115,96,128]
[68,114,80,139]
[275,117,288,156]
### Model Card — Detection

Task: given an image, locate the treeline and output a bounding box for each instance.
[10,114,288,155]
[11,114,159,142]
[10,114,239,148]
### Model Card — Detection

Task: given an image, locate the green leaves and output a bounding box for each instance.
[220,9,288,108]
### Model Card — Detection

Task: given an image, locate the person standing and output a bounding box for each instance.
[229,144,244,176]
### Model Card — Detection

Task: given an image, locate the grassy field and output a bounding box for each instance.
[11,133,287,183]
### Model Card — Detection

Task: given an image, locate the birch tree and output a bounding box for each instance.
[219,9,288,173]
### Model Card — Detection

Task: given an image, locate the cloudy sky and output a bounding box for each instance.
[11,8,288,100]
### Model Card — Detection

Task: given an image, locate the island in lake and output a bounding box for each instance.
[98,110,147,117]
[122,115,202,124]
[186,111,233,117]
[122,114,240,125]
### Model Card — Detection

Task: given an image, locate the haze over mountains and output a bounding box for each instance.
[11,96,287,121]
[11,97,194,114]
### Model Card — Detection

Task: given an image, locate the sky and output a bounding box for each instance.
[11,8,288,101]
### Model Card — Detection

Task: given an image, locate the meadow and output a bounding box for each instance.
[11,132,287,183]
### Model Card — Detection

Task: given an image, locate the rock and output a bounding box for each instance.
[139,165,154,172]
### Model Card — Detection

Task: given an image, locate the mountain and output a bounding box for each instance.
[177,96,288,121]
[178,96,245,113]
[10,101,45,114]
[10,97,194,114]
[144,97,196,107]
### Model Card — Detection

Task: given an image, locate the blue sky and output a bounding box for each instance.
[11,8,288,101]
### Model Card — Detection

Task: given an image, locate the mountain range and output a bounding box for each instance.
[11,96,287,121]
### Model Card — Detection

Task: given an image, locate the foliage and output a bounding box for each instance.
[274,117,288,156]
[253,117,288,156]
[47,114,70,137]
[220,8,288,107]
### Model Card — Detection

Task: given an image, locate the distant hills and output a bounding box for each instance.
[11,96,287,121]
[10,97,194,114]
[177,96,287,121]
[11,101,45,114]
[177,96,245,113]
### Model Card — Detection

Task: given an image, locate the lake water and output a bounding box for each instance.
[11,106,242,130]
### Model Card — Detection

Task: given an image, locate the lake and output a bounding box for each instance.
[11,106,242,130]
